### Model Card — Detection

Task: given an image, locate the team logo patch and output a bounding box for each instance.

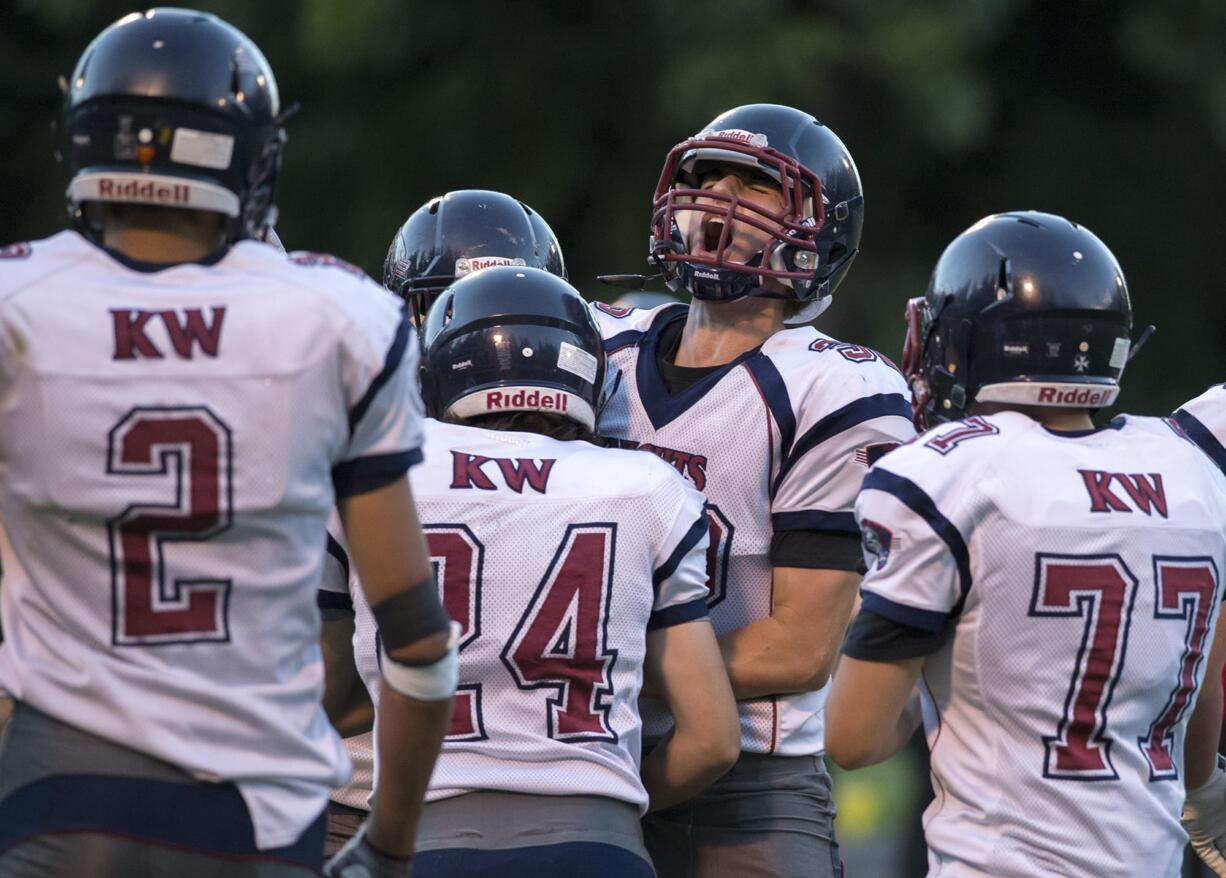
[860,519,893,571]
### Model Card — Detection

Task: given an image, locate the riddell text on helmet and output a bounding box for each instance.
[485,389,568,412]
[97,179,191,204]
[1038,386,1111,405]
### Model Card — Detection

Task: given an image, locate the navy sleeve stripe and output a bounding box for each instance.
[603,330,643,354]
[317,590,353,611]
[1174,408,1226,476]
[744,356,796,460]
[771,510,858,535]
[860,591,948,634]
[349,305,412,435]
[652,509,710,590]
[774,393,912,494]
[332,447,422,499]
[648,597,709,631]
[861,467,973,611]
[325,533,350,583]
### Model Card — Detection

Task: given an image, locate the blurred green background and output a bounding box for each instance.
[3,2,1223,874]
[4,0,1224,415]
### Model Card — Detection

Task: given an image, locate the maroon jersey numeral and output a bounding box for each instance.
[1031,553,1222,783]
[107,408,233,645]
[704,504,734,608]
[502,524,618,742]
[1030,554,1138,780]
[425,526,487,741]
[1139,557,1220,779]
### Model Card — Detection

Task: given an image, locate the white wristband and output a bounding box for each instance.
[380,621,460,701]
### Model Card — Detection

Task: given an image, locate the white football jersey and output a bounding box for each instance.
[320,418,712,812]
[855,411,1226,877]
[1175,383,1226,475]
[591,302,915,755]
[0,231,424,849]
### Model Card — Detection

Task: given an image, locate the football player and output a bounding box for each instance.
[321,267,740,877]
[591,103,914,877]
[0,10,452,877]
[322,188,571,854]
[826,212,1226,877]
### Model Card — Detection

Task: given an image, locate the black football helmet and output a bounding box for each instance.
[384,190,566,325]
[650,103,863,321]
[60,8,287,244]
[420,267,605,431]
[903,212,1133,429]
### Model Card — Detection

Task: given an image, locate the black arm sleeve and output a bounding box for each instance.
[842,608,949,661]
[770,530,865,572]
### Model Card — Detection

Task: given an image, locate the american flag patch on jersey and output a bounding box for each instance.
[853,442,902,467]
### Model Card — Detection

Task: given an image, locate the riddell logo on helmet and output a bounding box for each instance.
[455,256,525,277]
[486,389,568,412]
[97,179,190,205]
[1038,386,1110,405]
[705,128,769,148]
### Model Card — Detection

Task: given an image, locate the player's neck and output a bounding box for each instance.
[675,297,785,368]
[101,212,226,264]
[973,402,1096,431]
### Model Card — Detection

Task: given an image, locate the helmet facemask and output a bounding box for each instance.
[650,134,826,307]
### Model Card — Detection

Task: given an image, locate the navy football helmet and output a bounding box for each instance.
[420,267,605,431]
[903,212,1133,429]
[60,8,287,243]
[384,190,566,325]
[650,103,863,321]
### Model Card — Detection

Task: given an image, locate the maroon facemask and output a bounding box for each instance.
[901,296,932,430]
[650,134,826,292]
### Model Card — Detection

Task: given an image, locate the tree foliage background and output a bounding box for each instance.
[3,0,1223,415]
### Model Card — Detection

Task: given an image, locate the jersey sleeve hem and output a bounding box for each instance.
[860,590,948,633]
[771,510,857,536]
[769,530,863,572]
[317,590,354,613]
[842,607,947,661]
[332,448,422,499]
[647,597,709,631]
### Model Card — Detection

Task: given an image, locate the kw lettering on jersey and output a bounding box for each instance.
[1078,469,1168,517]
[450,451,555,494]
[808,337,878,363]
[604,438,708,490]
[111,307,226,360]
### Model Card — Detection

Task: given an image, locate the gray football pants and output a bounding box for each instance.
[0,702,322,878]
[641,752,841,878]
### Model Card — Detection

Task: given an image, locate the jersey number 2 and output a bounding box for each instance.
[107,408,233,646]
[1032,553,1218,781]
